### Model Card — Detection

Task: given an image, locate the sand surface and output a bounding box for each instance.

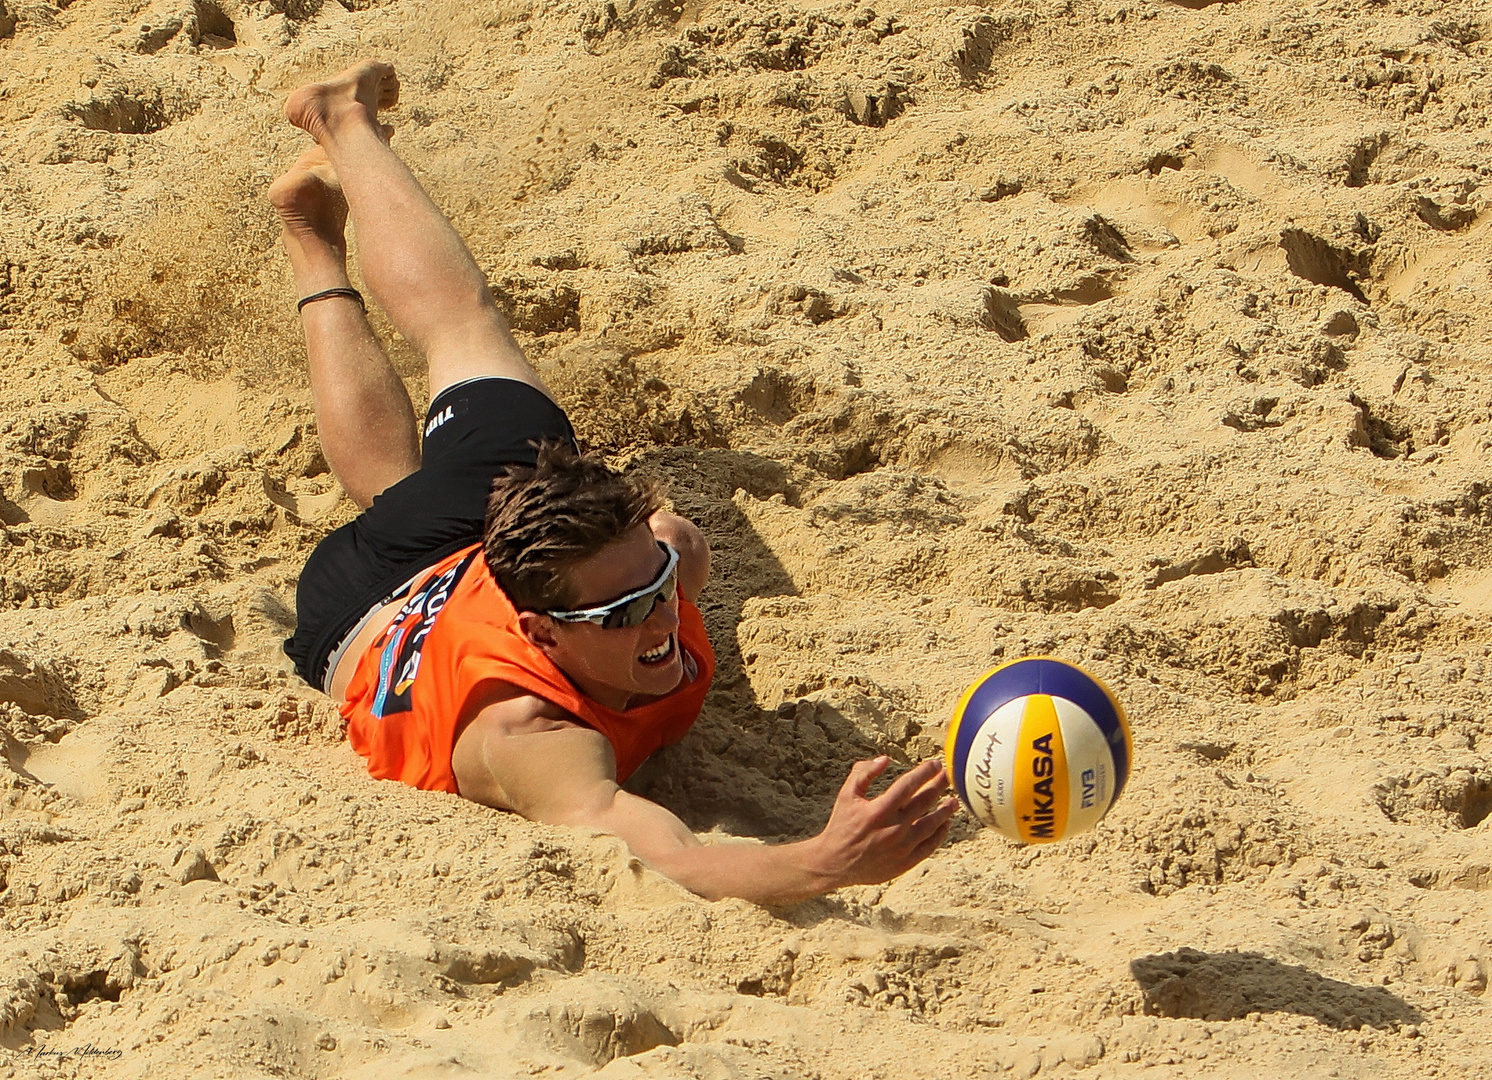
[1,0,1491,1076]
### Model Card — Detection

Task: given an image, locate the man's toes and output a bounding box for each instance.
[282,86,312,126]
[266,171,308,210]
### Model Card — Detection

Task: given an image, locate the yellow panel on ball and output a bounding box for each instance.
[945,657,1131,844]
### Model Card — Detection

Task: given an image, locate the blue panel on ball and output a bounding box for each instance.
[951,658,1130,806]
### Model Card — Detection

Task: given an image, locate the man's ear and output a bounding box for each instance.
[517,611,561,652]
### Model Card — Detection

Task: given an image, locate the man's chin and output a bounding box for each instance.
[633,652,684,695]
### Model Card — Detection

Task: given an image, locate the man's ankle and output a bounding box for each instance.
[309,100,381,144]
[286,253,354,298]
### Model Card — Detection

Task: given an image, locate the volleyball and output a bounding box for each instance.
[944,657,1132,843]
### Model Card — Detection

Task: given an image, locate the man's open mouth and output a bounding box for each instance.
[638,634,674,665]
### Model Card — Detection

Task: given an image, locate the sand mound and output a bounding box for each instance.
[1,1,1490,1076]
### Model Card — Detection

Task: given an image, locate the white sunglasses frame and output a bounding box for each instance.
[543,541,681,629]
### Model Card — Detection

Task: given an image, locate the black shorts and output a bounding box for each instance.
[284,377,576,691]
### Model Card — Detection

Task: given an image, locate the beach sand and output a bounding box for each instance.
[1,1,1490,1076]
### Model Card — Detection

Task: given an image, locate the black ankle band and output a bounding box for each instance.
[297,287,366,313]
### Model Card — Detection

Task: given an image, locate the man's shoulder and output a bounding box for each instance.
[466,681,581,738]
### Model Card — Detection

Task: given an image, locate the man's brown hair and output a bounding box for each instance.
[483,440,662,611]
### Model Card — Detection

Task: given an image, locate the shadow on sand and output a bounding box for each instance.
[620,446,892,841]
[1131,948,1424,1030]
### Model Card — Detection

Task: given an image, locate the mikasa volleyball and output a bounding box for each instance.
[944,657,1132,844]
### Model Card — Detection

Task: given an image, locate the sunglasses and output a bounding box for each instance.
[544,542,680,629]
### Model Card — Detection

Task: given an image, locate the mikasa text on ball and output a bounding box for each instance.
[944,657,1132,844]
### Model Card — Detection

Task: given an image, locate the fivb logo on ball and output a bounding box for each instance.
[945,657,1132,844]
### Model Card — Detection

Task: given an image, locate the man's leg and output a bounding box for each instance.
[283,61,551,401]
[269,143,420,509]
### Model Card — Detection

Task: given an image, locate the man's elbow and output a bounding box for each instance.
[637,848,731,902]
[521,786,623,832]
[650,512,710,598]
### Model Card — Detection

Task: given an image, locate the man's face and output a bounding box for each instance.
[523,523,685,710]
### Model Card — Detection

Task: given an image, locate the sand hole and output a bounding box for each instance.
[491,275,580,334]
[773,283,846,325]
[1408,864,1492,891]
[1374,768,1492,830]
[736,367,813,425]
[138,0,236,53]
[1416,196,1477,232]
[814,436,880,480]
[983,288,1027,341]
[1341,133,1388,188]
[1347,394,1412,459]
[1082,215,1134,262]
[435,944,539,987]
[194,0,236,47]
[1146,540,1254,588]
[949,12,1026,84]
[844,82,909,127]
[1457,781,1492,829]
[185,609,235,654]
[50,965,130,1017]
[21,463,77,501]
[1279,228,1369,303]
[1221,396,1281,432]
[1040,275,1117,306]
[543,996,679,1065]
[0,649,81,721]
[1175,738,1237,761]
[736,138,802,185]
[1141,152,1185,176]
[978,177,1023,201]
[69,92,174,135]
[1016,276,1116,336]
[1323,310,1360,337]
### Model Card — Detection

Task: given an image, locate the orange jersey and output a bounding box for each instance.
[341,543,715,792]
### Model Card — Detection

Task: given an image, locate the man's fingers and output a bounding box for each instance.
[901,770,953,817]
[903,801,958,859]
[879,758,942,803]
[907,816,955,865]
[905,796,959,843]
[843,756,891,800]
[882,807,957,879]
[876,757,946,807]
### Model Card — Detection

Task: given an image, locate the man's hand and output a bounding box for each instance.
[802,757,959,890]
[608,754,957,904]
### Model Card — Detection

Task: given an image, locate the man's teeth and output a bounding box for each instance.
[639,636,672,663]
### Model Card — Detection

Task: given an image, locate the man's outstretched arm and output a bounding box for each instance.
[453,715,957,906]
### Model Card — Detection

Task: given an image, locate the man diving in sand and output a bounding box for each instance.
[269,61,956,905]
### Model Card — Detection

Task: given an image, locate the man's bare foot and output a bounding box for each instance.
[268,144,350,257]
[268,121,393,257]
[284,60,399,141]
